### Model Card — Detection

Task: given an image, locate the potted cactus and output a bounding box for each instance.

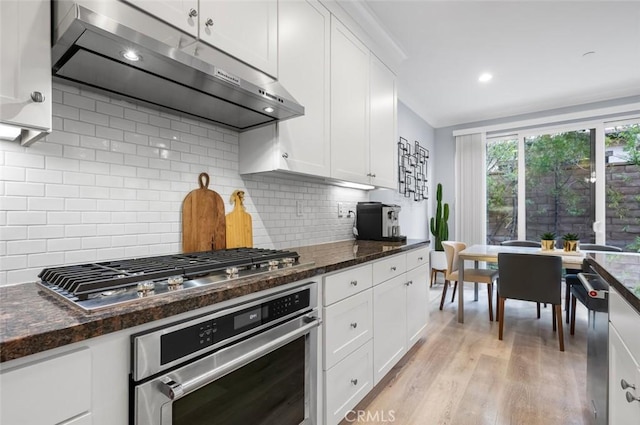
[429,183,450,278]
[540,232,557,251]
[562,233,580,252]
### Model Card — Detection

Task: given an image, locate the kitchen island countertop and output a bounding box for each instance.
[0,239,429,362]
[586,251,640,312]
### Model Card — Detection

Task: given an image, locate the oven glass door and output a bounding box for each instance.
[172,336,305,425]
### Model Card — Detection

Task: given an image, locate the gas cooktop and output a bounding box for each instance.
[37,248,308,312]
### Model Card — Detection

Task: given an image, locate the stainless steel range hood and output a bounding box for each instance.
[52,3,304,132]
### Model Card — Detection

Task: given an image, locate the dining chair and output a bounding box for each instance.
[564,244,622,323]
[440,241,498,321]
[497,253,564,351]
[500,240,542,247]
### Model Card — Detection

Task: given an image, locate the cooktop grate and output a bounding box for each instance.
[38,248,300,301]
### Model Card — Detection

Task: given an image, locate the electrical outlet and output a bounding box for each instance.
[296,200,304,217]
[337,202,346,217]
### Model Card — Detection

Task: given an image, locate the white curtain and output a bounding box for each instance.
[454,133,486,245]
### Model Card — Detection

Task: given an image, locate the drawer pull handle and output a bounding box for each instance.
[390,266,396,271]
[621,379,636,391]
[351,378,358,386]
[350,322,358,329]
[405,280,413,286]
[350,280,358,286]
[626,391,640,403]
[188,8,198,18]
[418,256,423,261]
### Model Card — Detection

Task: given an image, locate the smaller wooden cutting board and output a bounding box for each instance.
[182,173,226,252]
[226,190,253,248]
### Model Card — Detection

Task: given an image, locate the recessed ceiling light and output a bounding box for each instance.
[263,106,275,113]
[121,50,141,61]
[478,73,493,83]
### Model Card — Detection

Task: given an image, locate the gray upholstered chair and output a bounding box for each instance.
[500,240,542,248]
[497,253,564,351]
[441,241,498,321]
[564,243,622,323]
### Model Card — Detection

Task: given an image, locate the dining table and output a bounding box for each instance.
[456,244,586,323]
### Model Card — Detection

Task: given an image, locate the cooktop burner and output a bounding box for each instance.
[37,248,308,312]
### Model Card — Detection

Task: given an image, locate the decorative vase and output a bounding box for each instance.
[563,240,579,252]
[541,239,556,251]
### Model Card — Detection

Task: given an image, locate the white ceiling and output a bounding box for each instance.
[360,0,640,128]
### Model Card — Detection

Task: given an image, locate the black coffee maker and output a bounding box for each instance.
[356,202,406,242]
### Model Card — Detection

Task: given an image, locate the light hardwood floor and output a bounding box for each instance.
[343,283,590,425]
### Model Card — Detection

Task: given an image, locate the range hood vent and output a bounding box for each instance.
[52,4,304,132]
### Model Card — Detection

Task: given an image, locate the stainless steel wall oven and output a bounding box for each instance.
[130,282,320,425]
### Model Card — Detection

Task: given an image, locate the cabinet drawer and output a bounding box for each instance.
[324,340,374,425]
[610,288,640,359]
[406,247,429,271]
[372,254,406,285]
[0,348,91,425]
[323,289,373,369]
[323,264,372,306]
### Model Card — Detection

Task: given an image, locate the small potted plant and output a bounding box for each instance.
[562,233,580,252]
[540,232,556,251]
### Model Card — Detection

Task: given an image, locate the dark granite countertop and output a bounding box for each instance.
[586,252,640,313]
[0,239,429,363]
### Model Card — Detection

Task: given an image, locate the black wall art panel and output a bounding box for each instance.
[398,137,428,201]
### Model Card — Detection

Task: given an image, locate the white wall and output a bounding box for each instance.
[370,101,435,241]
[0,82,368,286]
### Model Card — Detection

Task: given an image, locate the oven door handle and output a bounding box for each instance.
[160,315,321,401]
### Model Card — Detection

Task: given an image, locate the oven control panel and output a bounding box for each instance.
[160,288,310,365]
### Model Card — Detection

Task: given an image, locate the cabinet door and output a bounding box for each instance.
[609,324,640,424]
[406,264,429,347]
[330,17,370,185]
[0,0,51,136]
[323,289,373,370]
[373,274,407,384]
[122,0,198,37]
[369,54,397,189]
[198,0,277,77]
[277,0,331,177]
[0,348,91,425]
[324,340,374,425]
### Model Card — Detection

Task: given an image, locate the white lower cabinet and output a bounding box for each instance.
[0,348,92,425]
[322,248,429,424]
[373,274,408,384]
[609,288,640,424]
[324,340,374,424]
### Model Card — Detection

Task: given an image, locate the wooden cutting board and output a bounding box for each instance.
[226,190,253,248]
[182,173,226,252]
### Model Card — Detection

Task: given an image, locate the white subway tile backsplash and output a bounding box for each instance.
[46,184,80,198]
[27,252,65,268]
[63,92,95,110]
[6,152,45,168]
[29,225,65,239]
[79,186,110,199]
[47,238,81,252]
[1,82,367,285]
[48,211,82,225]
[6,182,45,197]
[0,255,27,272]
[96,101,124,117]
[79,109,109,126]
[28,198,64,211]
[66,224,97,237]
[64,119,96,136]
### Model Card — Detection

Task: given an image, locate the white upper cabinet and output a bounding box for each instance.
[369,54,397,189]
[0,0,51,145]
[239,0,330,177]
[330,17,370,185]
[122,0,198,37]
[330,18,397,189]
[198,0,277,77]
